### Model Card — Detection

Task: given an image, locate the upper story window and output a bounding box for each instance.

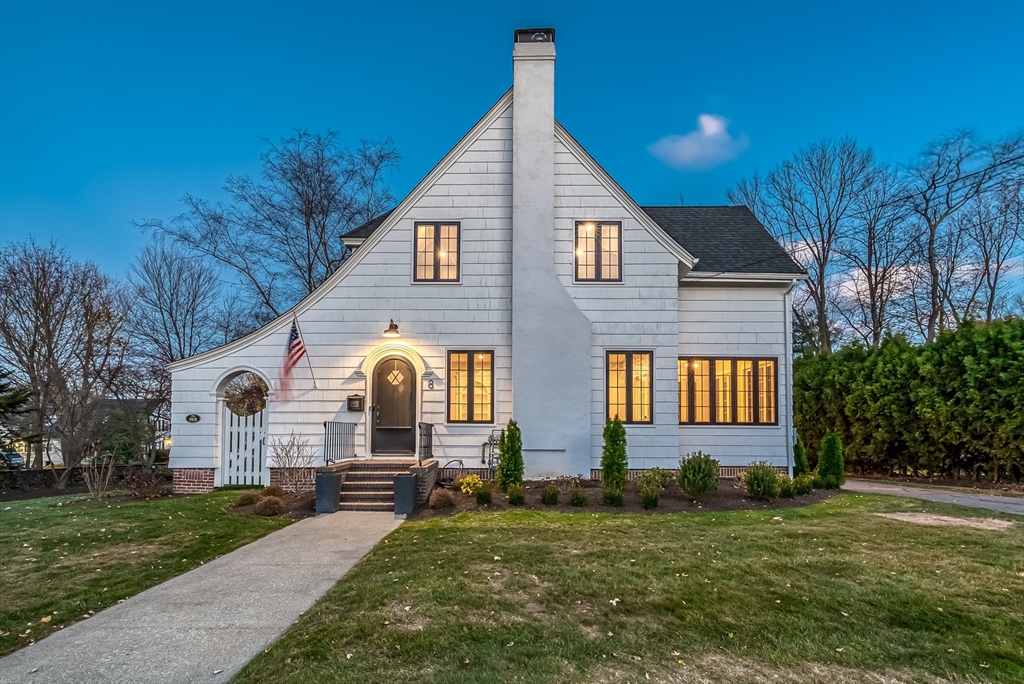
[575,221,621,282]
[678,357,777,425]
[607,351,653,424]
[415,222,460,282]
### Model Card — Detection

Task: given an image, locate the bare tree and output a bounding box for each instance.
[0,241,132,482]
[729,139,875,352]
[141,132,400,322]
[905,131,1024,341]
[963,179,1024,322]
[834,165,917,346]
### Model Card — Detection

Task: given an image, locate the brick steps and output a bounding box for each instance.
[334,461,415,512]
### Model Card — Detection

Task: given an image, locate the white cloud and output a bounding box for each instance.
[648,114,749,171]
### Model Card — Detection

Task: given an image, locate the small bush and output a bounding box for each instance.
[253,495,286,516]
[429,488,455,509]
[793,474,814,495]
[602,485,623,507]
[601,417,628,490]
[495,419,524,491]
[262,485,285,498]
[541,484,559,505]
[778,475,794,498]
[640,486,660,510]
[793,438,809,477]
[818,433,845,489]
[506,483,525,506]
[123,468,172,499]
[811,471,826,489]
[475,485,492,505]
[678,451,720,500]
[568,488,588,507]
[458,474,484,496]
[234,490,262,507]
[744,462,780,500]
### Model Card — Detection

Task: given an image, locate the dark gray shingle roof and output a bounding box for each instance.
[640,206,804,275]
[343,205,803,276]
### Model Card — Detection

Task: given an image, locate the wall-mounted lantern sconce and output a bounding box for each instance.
[383,319,400,338]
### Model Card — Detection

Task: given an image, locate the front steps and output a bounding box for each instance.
[337,461,412,511]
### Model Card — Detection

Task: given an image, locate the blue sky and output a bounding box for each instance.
[2,0,1022,276]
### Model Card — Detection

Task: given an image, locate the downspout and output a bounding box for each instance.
[783,279,797,478]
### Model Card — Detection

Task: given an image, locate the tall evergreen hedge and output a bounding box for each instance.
[601,417,628,489]
[495,419,523,491]
[793,319,1023,481]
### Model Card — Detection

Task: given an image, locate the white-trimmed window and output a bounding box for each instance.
[678,357,777,425]
[575,221,621,281]
[414,222,460,282]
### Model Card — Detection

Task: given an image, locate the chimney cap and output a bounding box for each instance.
[514,28,555,44]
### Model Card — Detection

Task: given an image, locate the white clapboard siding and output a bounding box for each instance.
[677,285,792,469]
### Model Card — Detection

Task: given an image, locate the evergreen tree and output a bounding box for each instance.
[495,419,523,491]
[818,432,846,489]
[793,438,809,477]
[601,417,628,489]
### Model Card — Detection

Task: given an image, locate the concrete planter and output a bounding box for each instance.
[315,471,342,515]
[393,473,417,518]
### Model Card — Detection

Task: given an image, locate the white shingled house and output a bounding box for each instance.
[167,28,806,505]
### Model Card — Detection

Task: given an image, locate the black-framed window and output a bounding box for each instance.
[678,357,777,425]
[447,351,493,423]
[606,351,653,424]
[575,221,621,281]
[415,222,460,282]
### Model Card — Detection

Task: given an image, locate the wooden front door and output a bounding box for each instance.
[372,357,416,455]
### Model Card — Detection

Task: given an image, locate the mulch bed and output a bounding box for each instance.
[411,478,834,519]
[850,473,1024,495]
[230,490,316,519]
[0,484,93,502]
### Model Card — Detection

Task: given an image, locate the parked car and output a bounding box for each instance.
[0,450,25,469]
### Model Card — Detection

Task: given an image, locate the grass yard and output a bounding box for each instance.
[0,490,291,656]
[234,494,1024,684]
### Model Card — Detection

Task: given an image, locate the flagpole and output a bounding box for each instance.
[293,315,318,389]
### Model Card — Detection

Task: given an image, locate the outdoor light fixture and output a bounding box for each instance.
[383,319,401,338]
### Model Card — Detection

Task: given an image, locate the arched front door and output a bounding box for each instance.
[372,357,416,455]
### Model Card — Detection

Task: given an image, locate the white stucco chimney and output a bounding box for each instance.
[511,28,594,478]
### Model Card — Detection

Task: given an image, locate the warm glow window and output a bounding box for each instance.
[575,221,621,281]
[678,357,777,425]
[447,351,493,423]
[415,222,460,282]
[607,351,652,424]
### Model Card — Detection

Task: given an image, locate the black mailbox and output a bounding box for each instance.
[347,394,365,412]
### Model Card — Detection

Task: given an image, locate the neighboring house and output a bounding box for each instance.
[167,29,806,495]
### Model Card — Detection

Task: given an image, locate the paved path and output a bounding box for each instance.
[844,479,1024,516]
[0,512,401,684]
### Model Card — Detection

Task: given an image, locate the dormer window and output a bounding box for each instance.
[414,222,460,282]
[575,221,621,282]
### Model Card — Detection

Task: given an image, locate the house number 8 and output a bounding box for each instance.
[428,379,434,390]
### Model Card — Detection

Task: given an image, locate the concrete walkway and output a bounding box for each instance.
[844,478,1024,516]
[0,512,401,684]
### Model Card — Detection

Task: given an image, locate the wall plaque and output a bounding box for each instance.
[186,414,201,423]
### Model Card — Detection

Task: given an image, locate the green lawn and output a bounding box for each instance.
[234,494,1024,683]
[0,491,290,656]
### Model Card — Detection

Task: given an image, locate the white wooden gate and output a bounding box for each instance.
[221,405,268,486]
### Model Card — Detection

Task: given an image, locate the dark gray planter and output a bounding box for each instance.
[315,471,342,515]
[393,473,417,518]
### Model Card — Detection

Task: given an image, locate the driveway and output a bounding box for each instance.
[844,479,1024,516]
[0,511,401,684]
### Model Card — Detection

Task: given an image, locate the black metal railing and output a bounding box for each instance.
[323,421,356,464]
[418,422,433,462]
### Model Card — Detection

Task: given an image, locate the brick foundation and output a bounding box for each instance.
[269,467,316,493]
[172,468,216,494]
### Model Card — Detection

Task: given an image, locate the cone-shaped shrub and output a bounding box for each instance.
[818,433,845,489]
[495,419,524,491]
[793,438,809,477]
[601,417,628,490]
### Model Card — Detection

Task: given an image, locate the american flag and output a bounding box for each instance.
[278,320,306,400]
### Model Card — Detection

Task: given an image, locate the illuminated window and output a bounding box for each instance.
[678,357,777,425]
[447,351,493,423]
[606,351,653,424]
[415,222,460,282]
[575,222,621,281]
